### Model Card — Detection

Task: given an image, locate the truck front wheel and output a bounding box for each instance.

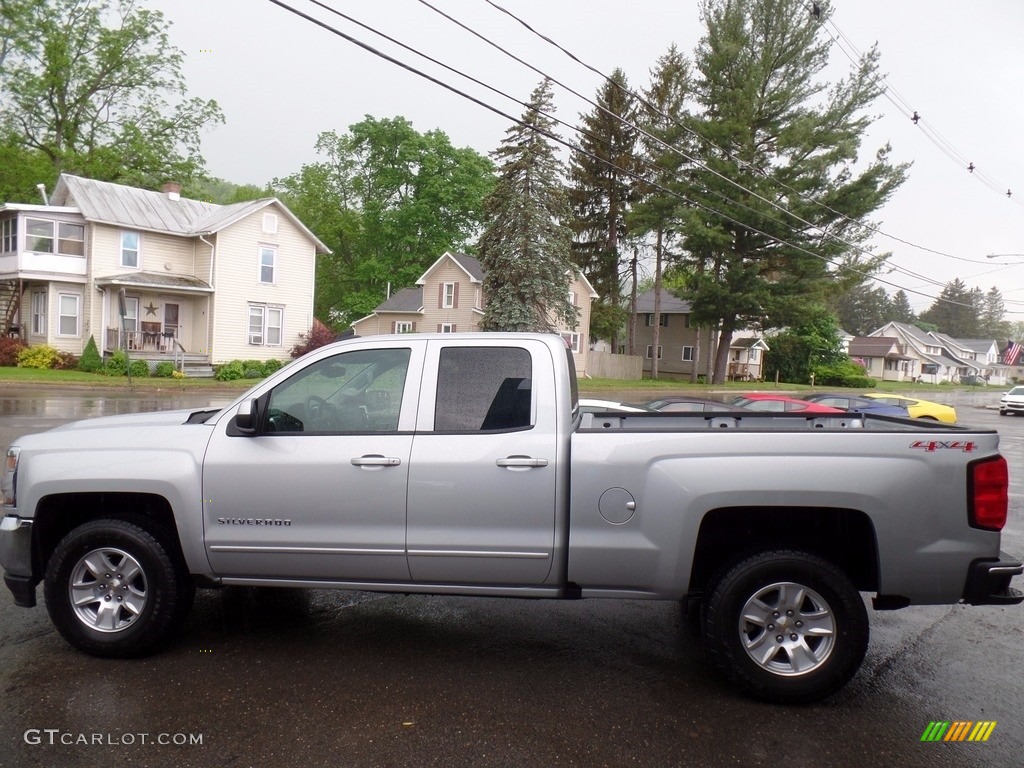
[44,519,193,657]
[702,550,868,704]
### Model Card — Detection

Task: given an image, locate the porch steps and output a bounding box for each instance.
[0,280,19,335]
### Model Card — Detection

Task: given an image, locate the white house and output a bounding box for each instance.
[0,174,329,370]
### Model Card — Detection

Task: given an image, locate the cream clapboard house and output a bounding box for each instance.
[351,251,598,375]
[0,174,329,370]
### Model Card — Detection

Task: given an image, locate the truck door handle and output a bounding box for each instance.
[495,456,548,468]
[351,455,402,467]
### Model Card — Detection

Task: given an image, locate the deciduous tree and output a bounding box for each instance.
[0,0,223,193]
[275,117,495,325]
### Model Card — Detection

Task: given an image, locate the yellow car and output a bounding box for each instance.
[861,393,957,423]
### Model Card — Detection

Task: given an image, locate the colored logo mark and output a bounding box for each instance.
[921,721,996,742]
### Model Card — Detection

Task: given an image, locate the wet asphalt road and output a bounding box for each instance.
[0,386,1021,768]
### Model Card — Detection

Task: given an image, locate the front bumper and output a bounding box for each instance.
[0,514,36,607]
[963,552,1024,605]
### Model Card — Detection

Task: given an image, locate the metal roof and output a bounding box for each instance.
[94,271,214,293]
[48,174,330,253]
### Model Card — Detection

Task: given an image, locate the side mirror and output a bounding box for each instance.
[234,398,259,434]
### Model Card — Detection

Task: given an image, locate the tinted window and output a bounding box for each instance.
[265,348,410,433]
[435,347,532,431]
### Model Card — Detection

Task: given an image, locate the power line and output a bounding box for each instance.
[264,0,1024,314]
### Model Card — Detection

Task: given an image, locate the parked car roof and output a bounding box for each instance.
[802,393,910,418]
[642,397,746,412]
[729,394,843,413]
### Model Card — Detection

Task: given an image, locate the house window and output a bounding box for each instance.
[58,222,85,256]
[439,323,456,333]
[248,304,283,346]
[646,345,663,359]
[682,346,694,362]
[568,290,577,307]
[120,231,140,268]
[262,213,278,234]
[394,321,414,333]
[749,348,760,363]
[0,218,16,253]
[441,282,456,309]
[57,293,80,336]
[645,313,669,327]
[561,332,581,353]
[31,292,46,335]
[26,218,54,253]
[259,246,277,284]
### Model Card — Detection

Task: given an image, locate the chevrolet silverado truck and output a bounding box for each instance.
[2,333,1021,703]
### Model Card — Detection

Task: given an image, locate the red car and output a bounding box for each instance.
[729,393,844,413]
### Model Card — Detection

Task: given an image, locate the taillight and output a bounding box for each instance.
[969,456,1008,531]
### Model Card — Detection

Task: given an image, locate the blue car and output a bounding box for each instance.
[801,394,910,418]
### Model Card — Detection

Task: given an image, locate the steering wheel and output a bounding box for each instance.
[306,395,338,429]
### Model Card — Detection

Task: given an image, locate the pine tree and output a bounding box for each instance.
[918,279,979,336]
[890,290,915,324]
[629,45,693,372]
[569,68,638,348]
[679,0,907,382]
[479,79,578,333]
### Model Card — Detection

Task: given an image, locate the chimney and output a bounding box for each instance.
[161,181,181,202]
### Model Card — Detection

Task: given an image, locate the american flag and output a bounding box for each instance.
[1006,340,1023,366]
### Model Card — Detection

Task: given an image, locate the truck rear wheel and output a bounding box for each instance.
[702,549,868,704]
[44,519,193,657]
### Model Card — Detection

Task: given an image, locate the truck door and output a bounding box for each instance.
[202,341,422,581]
[406,340,558,585]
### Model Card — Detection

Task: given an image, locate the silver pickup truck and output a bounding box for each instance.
[2,333,1021,703]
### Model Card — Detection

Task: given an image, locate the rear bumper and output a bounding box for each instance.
[963,553,1024,605]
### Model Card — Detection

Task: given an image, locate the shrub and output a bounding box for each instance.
[17,344,59,369]
[52,351,78,370]
[128,360,150,378]
[215,360,245,381]
[813,360,877,388]
[78,335,103,372]
[263,358,283,375]
[103,349,129,376]
[154,361,176,378]
[171,369,186,380]
[290,318,336,358]
[0,337,27,366]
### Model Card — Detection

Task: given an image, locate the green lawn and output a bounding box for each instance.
[0,367,258,390]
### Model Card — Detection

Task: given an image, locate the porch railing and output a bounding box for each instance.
[105,326,177,353]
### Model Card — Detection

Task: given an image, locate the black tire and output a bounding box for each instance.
[702,549,868,704]
[44,518,193,657]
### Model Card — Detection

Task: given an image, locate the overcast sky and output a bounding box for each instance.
[147,0,1024,316]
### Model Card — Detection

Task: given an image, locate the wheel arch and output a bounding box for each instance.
[688,506,879,598]
[31,492,185,581]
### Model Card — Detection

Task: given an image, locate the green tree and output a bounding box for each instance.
[679,0,907,383]
[629,45,693,371]
[918,278,980,337]
[979,286,1010,340]
[763,311,846,383]
[833,282,892,336]
[569,68,638,348]
[889,290,916,324]
[0,0,223,192]
[275,117,495,325]
[478,80,578,333]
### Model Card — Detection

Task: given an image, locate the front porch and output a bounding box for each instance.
[106,323,182,355]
